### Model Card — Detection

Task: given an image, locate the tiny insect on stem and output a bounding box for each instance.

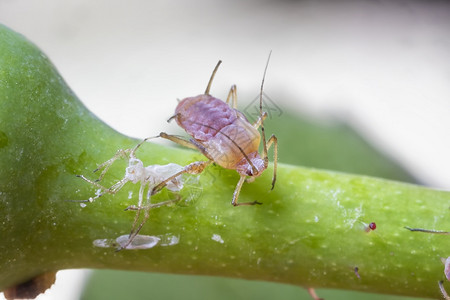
[73,56,278,250]
[157,54,278,206]
[73,137,185,251]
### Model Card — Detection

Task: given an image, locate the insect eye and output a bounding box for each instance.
[246,169,253,176]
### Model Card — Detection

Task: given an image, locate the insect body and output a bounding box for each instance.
[153,56,277,206]
[75,138,183,250]
[174,95,263,175]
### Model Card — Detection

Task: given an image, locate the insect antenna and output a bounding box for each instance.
[260,51,272,166]
[167,113,180,123]
[205,60,222,95]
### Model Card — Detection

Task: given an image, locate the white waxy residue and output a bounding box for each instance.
[92,238,112,248]
[159,233,180,246]
[93,233,181,250]
[211,234,224,244]
[93,235,160,250]
[116,234,160,250]
[125,158,184,191]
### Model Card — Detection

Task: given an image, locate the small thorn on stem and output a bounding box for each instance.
[405,226,450,234]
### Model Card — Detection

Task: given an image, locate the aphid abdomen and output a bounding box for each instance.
[176,94,261,169]
[175,95,236,141]
[204,117,261,169]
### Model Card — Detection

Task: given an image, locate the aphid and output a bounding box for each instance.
[151,54,278,206]
[354,266,361,279]
[75,138,183,250]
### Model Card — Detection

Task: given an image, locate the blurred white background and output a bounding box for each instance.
[1,0,449,299]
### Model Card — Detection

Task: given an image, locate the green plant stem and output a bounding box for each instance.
[1,24,449,299]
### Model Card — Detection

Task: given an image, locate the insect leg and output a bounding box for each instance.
[232,175,262,206]
[93,148,131,181]
[121,196,181,250]
[75,175,129,202]
[93,135,158,180]
[159,132,200,151]
[252,111,267,129]
[126,207,151,250]
[132,197,182,243]
[159,132,214,161]
[264,134,278,190]
[76,174,110,191]
[439,281,450,300]
[204,60,222,95]
[306,287,323,300]
[119,184,146,250]
[129,136,160,158]
[151,160,212,196]
[126,197,182,212]
[130,183,146,235]
[225,85,238,109]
